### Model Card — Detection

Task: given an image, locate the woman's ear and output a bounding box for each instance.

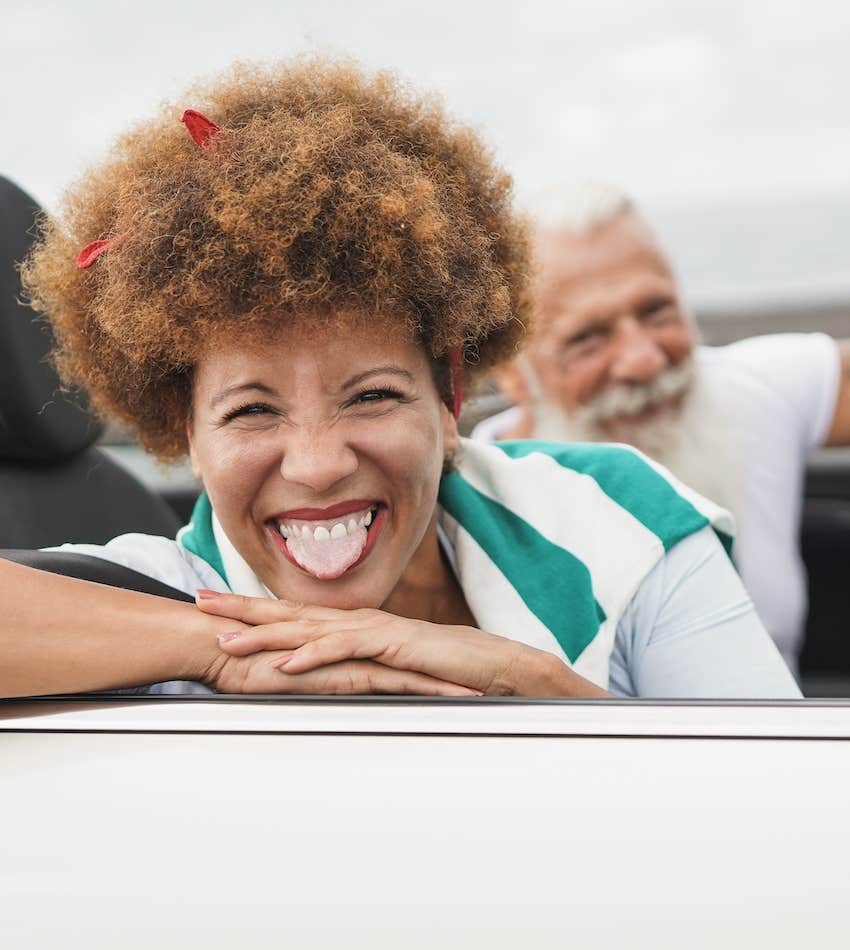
[441,402,460,456]
[493,359,530,408]
[186,420,202,480]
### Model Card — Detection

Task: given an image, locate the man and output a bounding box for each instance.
[474,184,850,671]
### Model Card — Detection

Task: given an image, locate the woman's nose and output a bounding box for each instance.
[279,426,359,493]
[608,316,668,383]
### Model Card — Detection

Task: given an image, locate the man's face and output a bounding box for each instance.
[524,214,695,444]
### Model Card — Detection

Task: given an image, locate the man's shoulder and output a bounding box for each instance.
[696,333,840,440]
[697,332,835,377]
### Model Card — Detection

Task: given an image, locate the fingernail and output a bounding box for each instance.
[196,588,222,600]
[217,631,241,643]
[271,655,293,669]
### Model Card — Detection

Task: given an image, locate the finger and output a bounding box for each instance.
[196,590,341,624]
[272,628,392,673]
[217,620,331,656]
[277,660,481,697]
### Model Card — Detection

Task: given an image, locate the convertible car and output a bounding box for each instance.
[2,173,850,946]
[2,693,849,947]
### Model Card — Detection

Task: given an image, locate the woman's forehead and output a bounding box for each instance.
[193,316,429,386]
[204,309,417,348]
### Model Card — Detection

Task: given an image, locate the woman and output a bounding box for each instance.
[4,59,798,699]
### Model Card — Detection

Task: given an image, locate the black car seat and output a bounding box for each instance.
[799,453,850,688]
[0,174,184,592]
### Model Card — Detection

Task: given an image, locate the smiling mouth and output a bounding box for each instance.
[267,502,386,580]
[607,395,682,426]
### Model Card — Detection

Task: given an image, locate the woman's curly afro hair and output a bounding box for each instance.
[23,59,531,459]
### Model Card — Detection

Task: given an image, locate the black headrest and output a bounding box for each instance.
[0,175,101,461]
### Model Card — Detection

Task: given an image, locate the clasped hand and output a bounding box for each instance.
[195,591,595,697]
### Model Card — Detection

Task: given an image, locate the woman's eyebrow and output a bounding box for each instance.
[209,381,280,410]
[341,366,415,390]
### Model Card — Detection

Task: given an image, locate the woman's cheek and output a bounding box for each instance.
[364,413,442,466]
[200,430,281,491]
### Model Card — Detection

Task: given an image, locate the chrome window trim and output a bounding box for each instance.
[3,695,850,739]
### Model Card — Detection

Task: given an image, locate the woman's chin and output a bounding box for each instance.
[266,572,390,611]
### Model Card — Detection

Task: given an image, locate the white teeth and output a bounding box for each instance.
[278,507,377,542]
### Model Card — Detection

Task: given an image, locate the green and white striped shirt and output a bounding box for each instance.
[53,438,797,696]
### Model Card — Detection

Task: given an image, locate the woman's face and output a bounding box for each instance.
[187,316,459,609]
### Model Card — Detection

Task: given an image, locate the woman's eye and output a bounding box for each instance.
[223,402,275,423]
[352,388,403,405]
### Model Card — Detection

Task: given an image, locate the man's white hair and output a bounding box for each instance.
[524,181,636,234]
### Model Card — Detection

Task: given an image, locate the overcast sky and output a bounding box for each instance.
[3,0,850,303]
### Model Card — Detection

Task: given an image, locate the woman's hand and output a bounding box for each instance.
[194,593,479,697]
[205,646,481,697]
[195,591,609,697]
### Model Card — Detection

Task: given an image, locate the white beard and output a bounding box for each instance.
[529,368,745,525]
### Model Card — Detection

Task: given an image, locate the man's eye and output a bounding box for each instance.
[563,329,606,351]
[643,303,678,325]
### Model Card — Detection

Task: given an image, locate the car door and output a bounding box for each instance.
[2,695,849,949]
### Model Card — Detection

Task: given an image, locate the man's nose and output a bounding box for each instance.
[279,425,359,494]
[608,316,668,383]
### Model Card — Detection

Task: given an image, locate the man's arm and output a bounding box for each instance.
[825,340,850,445]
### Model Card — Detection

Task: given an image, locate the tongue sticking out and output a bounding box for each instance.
[285,525,369,579]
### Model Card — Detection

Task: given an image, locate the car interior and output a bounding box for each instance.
[2,171,849,697]
[0,175,190,601]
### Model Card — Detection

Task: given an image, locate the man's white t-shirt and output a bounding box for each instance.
[472,333,841,669]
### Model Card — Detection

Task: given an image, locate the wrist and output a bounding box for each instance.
[526,650,610,698]
[180,607,243,687]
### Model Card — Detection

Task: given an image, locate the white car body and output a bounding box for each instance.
[2,697,850,948]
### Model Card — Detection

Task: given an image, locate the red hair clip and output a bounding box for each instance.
[76,109,223,268]
[448,347,464,419]
[180,109,222,149]
[76,232,129,269]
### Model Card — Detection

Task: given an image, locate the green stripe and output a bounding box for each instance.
[495,441,711,552]
[178,492,230,588]
[439,472,605,663]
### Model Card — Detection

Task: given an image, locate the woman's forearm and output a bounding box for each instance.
[0,558,235,698]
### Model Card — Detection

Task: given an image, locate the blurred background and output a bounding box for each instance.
[3,0,850,337]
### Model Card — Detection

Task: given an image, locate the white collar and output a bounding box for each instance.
[211,511,275,598]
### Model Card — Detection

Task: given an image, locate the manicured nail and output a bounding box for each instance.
[271,655,293,669]
[217,631,241,643]
[196,588,222,600]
